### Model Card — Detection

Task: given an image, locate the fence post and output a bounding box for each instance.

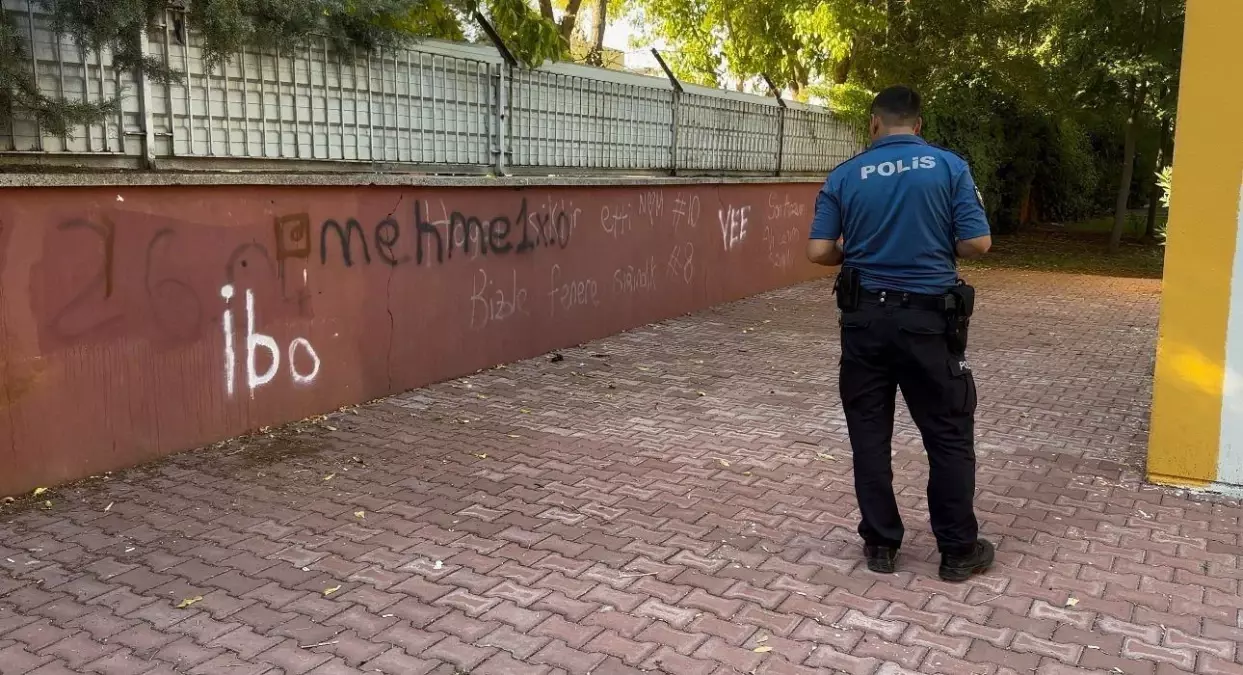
[474,12,517,176]
[650,49,682,176]
[762,74,786,177]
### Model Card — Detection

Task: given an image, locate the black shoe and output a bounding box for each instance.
[864,545,898,574]
[939,539,995,582]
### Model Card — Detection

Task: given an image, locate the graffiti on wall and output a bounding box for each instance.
[719,205,751,251]
[27,185,816,406]
[310,197,584,268]
[1,182,825,495]
[220,284,322,398]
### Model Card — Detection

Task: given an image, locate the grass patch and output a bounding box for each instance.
[961,224,1165,279]
[1060,210,1166,237]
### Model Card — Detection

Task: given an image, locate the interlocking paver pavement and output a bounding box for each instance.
[2,268,1235,675]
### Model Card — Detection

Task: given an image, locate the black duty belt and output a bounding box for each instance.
[858,288,945,311]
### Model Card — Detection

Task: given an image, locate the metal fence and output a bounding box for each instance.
[0,0,861,175]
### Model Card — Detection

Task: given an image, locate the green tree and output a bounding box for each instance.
[626,0,1185,241]
[486,0,565,64]
[1,0,564,134]
[1045,0,1184,252]
[0,11,117,135]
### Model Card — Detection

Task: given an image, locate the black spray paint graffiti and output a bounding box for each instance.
[47,218,204,343]
[311,197,583,268]
[47,217,119,339]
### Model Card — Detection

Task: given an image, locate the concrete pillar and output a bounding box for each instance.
[1148,0,1243,492]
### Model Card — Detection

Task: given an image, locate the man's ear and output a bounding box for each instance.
[913,116,924,134]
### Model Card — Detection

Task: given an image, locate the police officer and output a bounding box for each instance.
[806,85,994,582]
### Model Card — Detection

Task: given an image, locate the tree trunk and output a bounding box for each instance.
[586,0,607,65]
[1145,114,1172,240]
[1109,82,1147,253]
[558,0,584,43]
[1019,179,1034,227]
[539,0,554,21]
[833,41,855,84]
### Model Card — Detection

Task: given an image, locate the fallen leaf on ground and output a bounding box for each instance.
[176,596,203,609]
[1066,597,1079,607]
[816,453,836,461]
[104,502,114,512]
[31,487,47,497]
[354,511,365,519]
[473,453,488,460]
[756,635,769,643]
[323,473,336,481]
[753,646,773,653]
[323,585,341,596]
[716,458,731,467]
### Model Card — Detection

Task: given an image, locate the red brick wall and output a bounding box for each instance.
[0,182,825,495]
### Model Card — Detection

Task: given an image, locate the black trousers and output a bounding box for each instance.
[839,300,979,556]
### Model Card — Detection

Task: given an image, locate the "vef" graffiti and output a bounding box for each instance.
[719,205,750,251]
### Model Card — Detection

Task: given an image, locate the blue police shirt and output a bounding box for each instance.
[808,134,990,295]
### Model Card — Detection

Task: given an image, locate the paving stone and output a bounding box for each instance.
[2,272,1230,673]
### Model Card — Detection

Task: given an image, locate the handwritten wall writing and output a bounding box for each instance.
[221,283,321,398]
[46,218,206,344]
[312,196,582,269]
[470,268,529,330]
[548,264,600,317]
[762,225,801,271]
[767,193,806,221]
[274,213,312,273]
[670,192,701,231]
[601,203,634,239]
[719,205,751,251]
[667,243,695,284]
[638,191,664,225]
[320,218,375,267]
[36,188,811,402]
[47,218,120,339]
[613,257,658,296]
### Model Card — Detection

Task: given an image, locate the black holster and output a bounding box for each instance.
[943,280,975,355]
[835,266,861,312]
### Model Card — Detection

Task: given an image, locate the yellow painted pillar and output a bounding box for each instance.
[1148,0,1243,490]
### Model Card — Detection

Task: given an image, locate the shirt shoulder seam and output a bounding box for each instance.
[832,144,893,171]
[929,144,970,168]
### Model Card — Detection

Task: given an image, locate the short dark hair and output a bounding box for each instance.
[871,85,922,126]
